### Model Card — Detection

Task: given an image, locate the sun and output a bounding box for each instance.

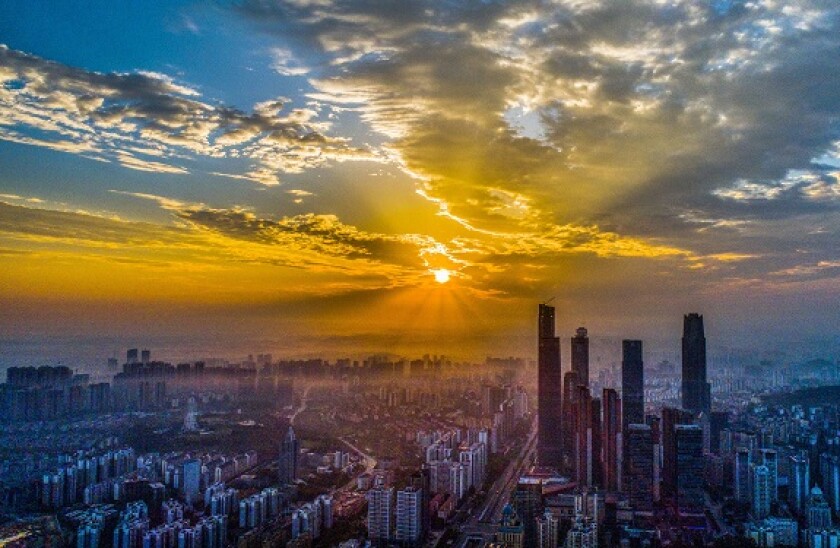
[432,269,451,284]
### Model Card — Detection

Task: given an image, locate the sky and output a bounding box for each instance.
[0,0,838,366]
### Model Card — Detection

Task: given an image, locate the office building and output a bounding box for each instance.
[602,388,621,493]
[536,508,559,548]
[571,327,589,388]
[790,454,810,514]
[708,411,729,455]
[182,459,201,506]
[512,478,543,546]
[808,487,833,530]
[626,424,654,511]
[538,304,563,468]
[752,465,772,520]
[662,407,694,498]
[366,486,394,542]
[621,340,644,430]
[759,449,779,502]
[575,385,593,488]
[682,313,711,414]
[675,425,705,514]
[735,448,753,503]
[395,487,422,545]
[279,426,299,485]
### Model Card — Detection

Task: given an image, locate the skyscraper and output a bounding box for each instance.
[395,487,422,545]
[675,425,705,514]
[279,426,299,485]
[621,340,644,430]
[735,448,752,503]
[562,370,579,474]
[602,388,621,493]
[625,424,654,511]
[759,449,779,502]
[366,486,395,542]
[536,508,559,548]
[538,304,563,468]
[571,327,589,388]
[752,465,772,519]
[182,459,201,506]
[662,407,694,498]
[790,454,810,514]
[574,385,593,488]
[511,479,542,546]
[590,397,602,490]
[708,411,729,454]
[682,313,711,414]
[808,487,833,529]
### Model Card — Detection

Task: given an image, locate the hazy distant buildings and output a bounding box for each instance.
[621,340,644,430]
[537,304,563,468]
[682,313,711,414]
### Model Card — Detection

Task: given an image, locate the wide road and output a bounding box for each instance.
[334,436,378,493]
[289,385,311,426]
[455,420,537,545]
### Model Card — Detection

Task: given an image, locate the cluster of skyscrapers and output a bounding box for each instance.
[537,305,712,511]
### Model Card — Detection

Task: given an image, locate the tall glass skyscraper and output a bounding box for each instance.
[537,304,563,468]
[571,327,589,388]
[621,340,644,430]
[279,426,299,485]
[682,313,711,413]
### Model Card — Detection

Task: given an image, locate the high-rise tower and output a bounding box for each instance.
[571,327,589,388]
[602,388,621,493]
[574,385,593,488]
[621,340,644,430]
[625,424,654,511]
[279,426,299,485]
[538,303,563,469]
[675,424,705,514]
[682,313,710,414]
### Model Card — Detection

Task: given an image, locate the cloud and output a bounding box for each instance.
[0,45,372,184]
[269,47,310,76]
[231,0,840,296]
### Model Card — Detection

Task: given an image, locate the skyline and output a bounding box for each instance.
[1,1,839,364]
